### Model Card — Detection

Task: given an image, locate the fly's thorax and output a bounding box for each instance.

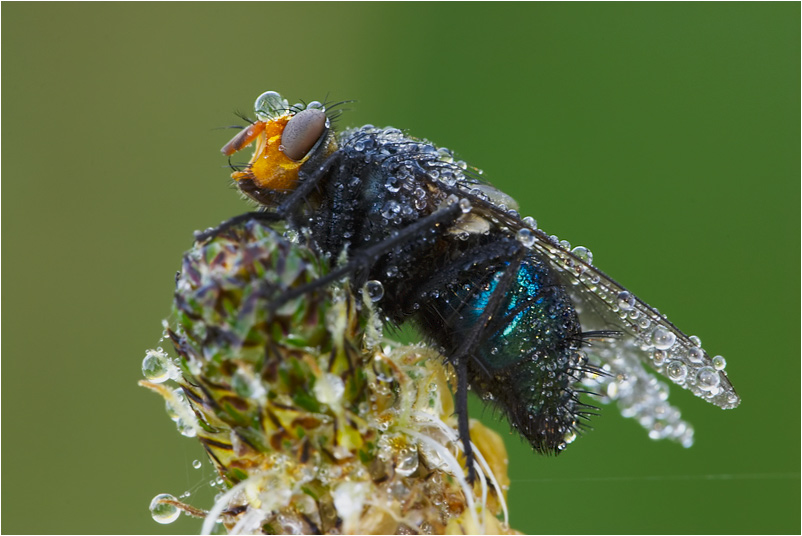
[298,128,451,257]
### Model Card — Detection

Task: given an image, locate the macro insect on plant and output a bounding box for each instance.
[204,90,740,483]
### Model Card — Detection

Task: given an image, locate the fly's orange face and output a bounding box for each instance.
[221,92,334,195]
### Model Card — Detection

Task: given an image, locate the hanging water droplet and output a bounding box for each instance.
[176,418,197,438]
[616,291,635,311]
[365,280,384,302]
[696,367,720,391]
[687,347,705,364]
[652,328,676,350]
[712,355,726,371]
[516,228,535,248]
[652,349,667,366]
[666,361,688,382]
[165,399,179,422]
[192,459,202,469]
[142,350,170,383]
[149,493,180,524]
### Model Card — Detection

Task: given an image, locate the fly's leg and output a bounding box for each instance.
[194,211,284,242]
[409,237,529,482]
[447,247,527,483]
[194,152,344,243]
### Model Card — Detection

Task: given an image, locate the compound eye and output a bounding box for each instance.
[281,109,327,161]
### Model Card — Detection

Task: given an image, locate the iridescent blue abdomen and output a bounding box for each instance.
[451,256,581,371]
[418,248,585,452]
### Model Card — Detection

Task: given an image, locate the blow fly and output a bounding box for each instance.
[204,91,739,481]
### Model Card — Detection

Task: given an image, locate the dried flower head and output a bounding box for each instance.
[141,220,517,534]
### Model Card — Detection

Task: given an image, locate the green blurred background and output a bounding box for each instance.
[2,3,799,534]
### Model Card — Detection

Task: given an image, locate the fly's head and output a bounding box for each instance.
[221,91,338,205]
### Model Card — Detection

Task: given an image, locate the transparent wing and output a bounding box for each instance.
[445,180,740,412]
[528,229,739,410]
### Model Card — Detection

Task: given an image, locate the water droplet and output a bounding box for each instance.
[332,482,369,530]
[142,350,170,383]
[176,418,197,438]
[689,335,702,347]
[516,228,535,248]
[165,399,179,422]
[395,444,420,477]
[571,246,593,265]
[365,280,384,302]
[522,216,537,230]
[666,361,688,382]
[436,147,454,162]
[652,328,676,350]
[254,91,289,121]
[458,198,471,213]
[652,349,667,366]
[385,176,401,193]
[314,373,345,405]
[616,291,635,311]
[381,200,400,219]
[687,347,705,364]
[469,184,518,210]
[150,493,180,524]
[696,367,720,390]
[712,355,726,371]
[192,459,202,469]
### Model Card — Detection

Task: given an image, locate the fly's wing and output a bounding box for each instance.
[443,180,740,412]
[527,226,739,409]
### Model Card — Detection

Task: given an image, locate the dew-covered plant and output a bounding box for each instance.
[141,220,516,534]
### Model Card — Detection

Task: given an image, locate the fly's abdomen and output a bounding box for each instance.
[423,254,586,453]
